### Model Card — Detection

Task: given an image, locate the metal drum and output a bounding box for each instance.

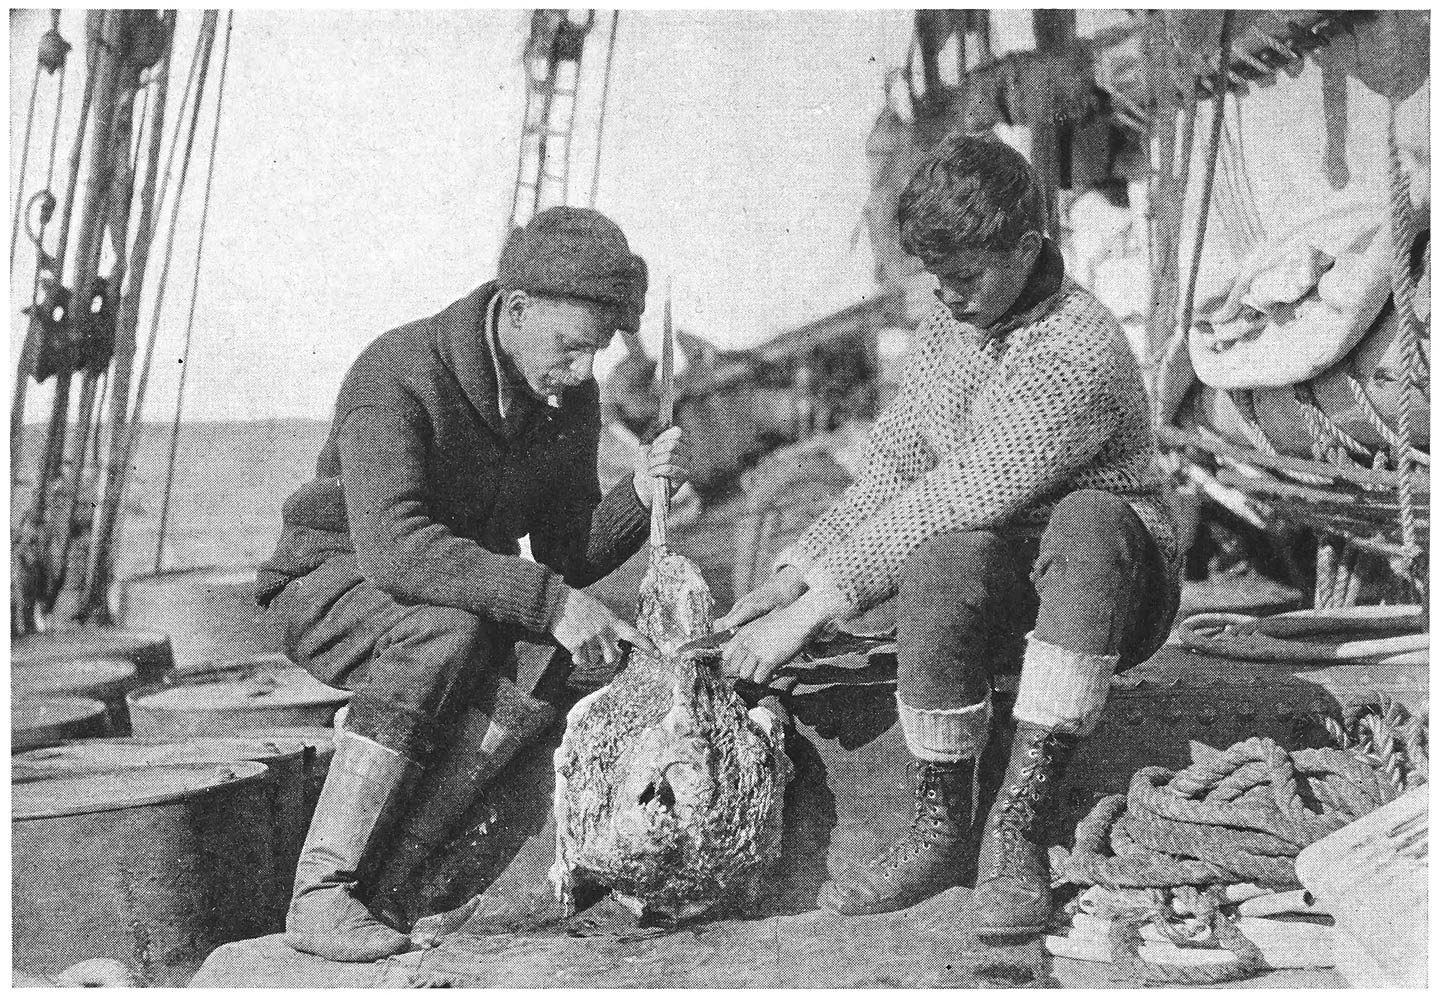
[127,655,350,738]
[117,567,275,675]
[13,735,326,924]
[12,658,141,735]
[12,626,174,685]
[12,697,108,751]
[228,726,338,816]
[12,761,278,987]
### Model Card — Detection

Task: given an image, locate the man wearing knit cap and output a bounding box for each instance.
[256,206,688,961]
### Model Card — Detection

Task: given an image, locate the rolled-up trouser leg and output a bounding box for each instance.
[1029,489,1177,670]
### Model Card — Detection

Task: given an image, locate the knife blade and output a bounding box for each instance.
[677,627,737,653]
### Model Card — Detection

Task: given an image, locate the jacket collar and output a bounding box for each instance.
[436,281,545,440]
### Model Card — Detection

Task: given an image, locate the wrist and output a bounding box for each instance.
[545,582,575,634]
[797,568,849,625]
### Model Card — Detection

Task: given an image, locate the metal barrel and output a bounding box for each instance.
[12,734,328,916]
[12,626,175,685]
[12,658,142,735]
[117,566,277,675]
[126,654,350,739]
[12,761,278,986]
[12,696,108,751]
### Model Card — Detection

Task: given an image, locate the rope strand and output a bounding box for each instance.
[155,11,234,572]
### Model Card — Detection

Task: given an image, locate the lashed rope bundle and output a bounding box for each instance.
[1056,704,1426,985]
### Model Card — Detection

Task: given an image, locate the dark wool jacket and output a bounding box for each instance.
[255,282,650,634]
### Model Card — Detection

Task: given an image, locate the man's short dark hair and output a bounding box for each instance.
[898,134,1047,259]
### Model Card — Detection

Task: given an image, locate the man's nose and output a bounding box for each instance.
[935,286,965,309]
[572,353,595,382]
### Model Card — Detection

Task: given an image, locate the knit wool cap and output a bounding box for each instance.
[498,206,648,332]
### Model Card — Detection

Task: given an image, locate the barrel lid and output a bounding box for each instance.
[12,658,138,697]
[13,760,271,819]
[228,726,338,753]
[13,627,172,667]
[13,736,313,783]
[131,665,349,713]
[13,695,107,733]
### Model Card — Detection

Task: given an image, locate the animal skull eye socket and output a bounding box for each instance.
[638,775,676,811]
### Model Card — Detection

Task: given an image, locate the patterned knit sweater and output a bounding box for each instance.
[781,279,1178,615]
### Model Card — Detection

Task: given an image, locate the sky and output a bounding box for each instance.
[12,10,1424,423]
[10,9,930,422]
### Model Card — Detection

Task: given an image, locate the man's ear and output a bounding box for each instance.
[505,289,529,326]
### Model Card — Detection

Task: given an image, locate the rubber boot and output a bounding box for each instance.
[368,675,559,925]
[969,721,1079,938]
[818,758,974,916]
[285,732,422,961]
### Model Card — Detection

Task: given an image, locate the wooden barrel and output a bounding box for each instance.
[117,567,275,675]
[12,627,174,685]
[12,697,108,751]
[12,658,141,736]
[12,761,278,986]
[13,735,326,921]
[127,655,350,739]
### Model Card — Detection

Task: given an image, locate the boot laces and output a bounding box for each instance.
[875,762,952,876]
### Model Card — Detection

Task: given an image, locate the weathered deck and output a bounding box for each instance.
[191,639,1421,987]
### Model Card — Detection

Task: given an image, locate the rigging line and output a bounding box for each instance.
[587,10,620,209]
[12,61,45,276]
[120,10,213,495]
[155,10,233,574]
[1176,13,1232,350]
[51,16,104,281]
[31,59,70,309]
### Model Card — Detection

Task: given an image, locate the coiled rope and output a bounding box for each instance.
[1176,603,1428,663]
[1058,707,1426,985]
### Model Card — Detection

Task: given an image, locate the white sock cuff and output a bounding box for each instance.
[1012,633,1117,736]
[896,693,992,762]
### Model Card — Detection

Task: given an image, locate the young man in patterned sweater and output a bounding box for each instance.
[716,135,1180,936]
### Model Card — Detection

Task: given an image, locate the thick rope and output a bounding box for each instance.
[1228,390,1332,486]
[1383,87,1425,601]
[154,11,233,573]
[1177,606,1427,663]
[1062,731,1421,900]
[1345,373,1428,466]
[1293,382,1369,466]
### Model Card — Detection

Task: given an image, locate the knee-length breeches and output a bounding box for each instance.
[896,489,1180,711]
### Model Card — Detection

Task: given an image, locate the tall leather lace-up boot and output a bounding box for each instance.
[819,758,975,915]
[969,720,1079,937]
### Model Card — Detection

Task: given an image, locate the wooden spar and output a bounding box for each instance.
[83,12,177,623]
[650,282,676,549]
[55,11,140,618]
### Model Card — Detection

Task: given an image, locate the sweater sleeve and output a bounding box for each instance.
[817,350,1122,613]
[777,315,948,576]
[337,404,569,633]
[528,411,651,587]
[781,395,918,575]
